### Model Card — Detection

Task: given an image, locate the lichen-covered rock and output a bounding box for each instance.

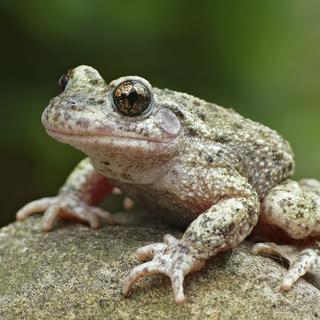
[0,216,319,320]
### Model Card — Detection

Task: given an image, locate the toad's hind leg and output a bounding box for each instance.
[252,242,320,290]
[253,179,320,289]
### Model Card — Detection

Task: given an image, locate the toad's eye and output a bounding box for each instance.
[113,80,152,117]
[59,74,70,91]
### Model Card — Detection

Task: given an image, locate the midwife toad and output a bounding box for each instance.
[17,65,320,304]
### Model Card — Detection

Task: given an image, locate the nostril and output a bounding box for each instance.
[59,74,70,92]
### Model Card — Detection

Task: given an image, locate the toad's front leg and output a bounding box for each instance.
[123,170,259,304]
[17,158,114,231]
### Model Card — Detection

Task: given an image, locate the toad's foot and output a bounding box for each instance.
[123,234,205,304]
[252,242,320,290]
[16,195,113,232]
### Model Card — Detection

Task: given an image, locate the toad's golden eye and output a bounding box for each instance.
[113,80,152,117]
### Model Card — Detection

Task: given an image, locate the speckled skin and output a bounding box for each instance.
[17,65,320,304]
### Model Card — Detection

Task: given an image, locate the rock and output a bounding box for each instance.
[0,215,319,320]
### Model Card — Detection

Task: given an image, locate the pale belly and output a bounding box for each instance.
[114,182,200,229]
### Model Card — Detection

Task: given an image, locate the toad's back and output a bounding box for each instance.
[154,88,295,199]
[205,104,295,198]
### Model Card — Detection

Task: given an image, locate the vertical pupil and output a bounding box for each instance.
[128,89,139,106]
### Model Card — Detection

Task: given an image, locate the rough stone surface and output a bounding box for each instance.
[0,215,320,320]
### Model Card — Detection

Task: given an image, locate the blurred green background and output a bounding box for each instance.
[1,1,319,227]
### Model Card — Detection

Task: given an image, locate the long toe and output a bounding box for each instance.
[123,261,163,296]
[281,248,319,290]
[42,205,61,231]
[135,243,166,261]
[170,272,185,304]
[16,198,55,221]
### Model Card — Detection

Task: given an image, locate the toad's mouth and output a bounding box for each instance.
[46,129,173,151]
